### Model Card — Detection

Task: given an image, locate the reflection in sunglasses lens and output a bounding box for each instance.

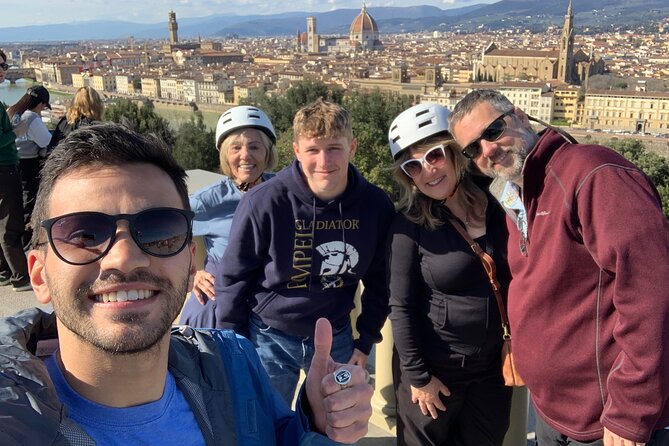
[136,210,189,256]
[462,114,508,159]
[45,209,192,265]
[401,145,446,178]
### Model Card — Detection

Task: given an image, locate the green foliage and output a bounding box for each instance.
[608,138,669,218]
[343,91,412,199]
[245,80,344,136]
[551,119,570,126]
[172,111,218,171]
[249,82,411,199]
[350,121,397,198]
[106,99,220,172]
[105,98,175,146]
[274,127,296,171]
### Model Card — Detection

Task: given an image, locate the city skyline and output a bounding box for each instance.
[0,0,491,28]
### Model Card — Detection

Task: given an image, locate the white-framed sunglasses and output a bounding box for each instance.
[400,144,447,178]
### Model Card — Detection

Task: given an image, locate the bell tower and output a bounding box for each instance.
[557,0,574,83]
[168,10,179,45]
[307,16,319,53]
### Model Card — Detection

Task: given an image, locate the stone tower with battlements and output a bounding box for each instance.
[168,10,179,45]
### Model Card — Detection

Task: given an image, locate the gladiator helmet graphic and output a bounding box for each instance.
[316,241,359,289]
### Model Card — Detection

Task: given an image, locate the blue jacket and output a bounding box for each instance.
[214,160,394,354]
[0,308,342,446]
[190,173,275,269]
[180,173,275,328]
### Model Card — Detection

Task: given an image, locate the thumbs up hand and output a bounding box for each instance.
[305,318,373,444]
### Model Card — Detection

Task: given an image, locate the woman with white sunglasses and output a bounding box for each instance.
[387,103,512,446]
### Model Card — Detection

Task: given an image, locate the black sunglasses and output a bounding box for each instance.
[400,144,447,179]
[0,62,8,70]
[461,111,513,160]
[41,207,194,266]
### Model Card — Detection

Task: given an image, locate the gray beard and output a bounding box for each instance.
[493,127,538,183]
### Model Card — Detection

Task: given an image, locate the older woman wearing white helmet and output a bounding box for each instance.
[387,103,512,446]
[180,106,277,327]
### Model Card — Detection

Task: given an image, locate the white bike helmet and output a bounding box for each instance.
[388,103,451,159]
[215,106,277,150]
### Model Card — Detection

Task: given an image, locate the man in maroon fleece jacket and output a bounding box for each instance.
[449,89,669,446]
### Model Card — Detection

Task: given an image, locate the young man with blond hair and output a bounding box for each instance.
[213,99,394,404]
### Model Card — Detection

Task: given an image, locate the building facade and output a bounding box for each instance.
[474,0,604,85]
[584,89,669,134]
[349,4,383,52]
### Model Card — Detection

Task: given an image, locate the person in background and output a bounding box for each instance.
[449,89,669,446]
[7,85,53,248]
[387,103,512,446]
[0,49,31,292]
[0,122,373,445]
[179,105,277,327]
[214,99,394,405]
[48,85,104,150]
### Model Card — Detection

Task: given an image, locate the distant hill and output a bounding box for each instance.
[0,0,666,43]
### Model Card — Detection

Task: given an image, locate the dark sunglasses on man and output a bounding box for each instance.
[0,62,8,70]
[461,111,580,161]
[39,207,194,266]
[461,110,514,160]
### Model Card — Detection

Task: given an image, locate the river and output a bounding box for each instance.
[0,80,73,108]
[0,80,220,130]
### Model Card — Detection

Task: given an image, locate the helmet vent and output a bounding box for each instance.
[418,120,432,129]
[415,109,429,117]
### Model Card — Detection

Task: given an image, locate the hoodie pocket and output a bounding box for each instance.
[253,291,279,315]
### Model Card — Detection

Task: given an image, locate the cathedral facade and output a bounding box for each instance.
[297,3,383,54]
[473,1,605,85]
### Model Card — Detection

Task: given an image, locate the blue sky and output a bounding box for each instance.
[1,0,497,27]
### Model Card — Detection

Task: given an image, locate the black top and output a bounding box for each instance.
[387,194,511,387]
[47,116,96,150]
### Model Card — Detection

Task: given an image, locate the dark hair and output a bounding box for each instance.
[0,50,6,63]
[32,122,190,246]
[7,94,42,118]
[448,89,514,134]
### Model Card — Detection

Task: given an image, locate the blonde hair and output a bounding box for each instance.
[219,128,277,178]
[67,86,104,125]
[293,98,353,142]
[392,135,487,230]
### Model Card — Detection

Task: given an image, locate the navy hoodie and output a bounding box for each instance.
[214,160,394,354]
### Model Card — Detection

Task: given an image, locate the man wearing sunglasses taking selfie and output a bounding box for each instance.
[0,123,373,445]
[449,89,669,446]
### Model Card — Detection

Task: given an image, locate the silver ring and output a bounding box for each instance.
[334,368,352,389]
